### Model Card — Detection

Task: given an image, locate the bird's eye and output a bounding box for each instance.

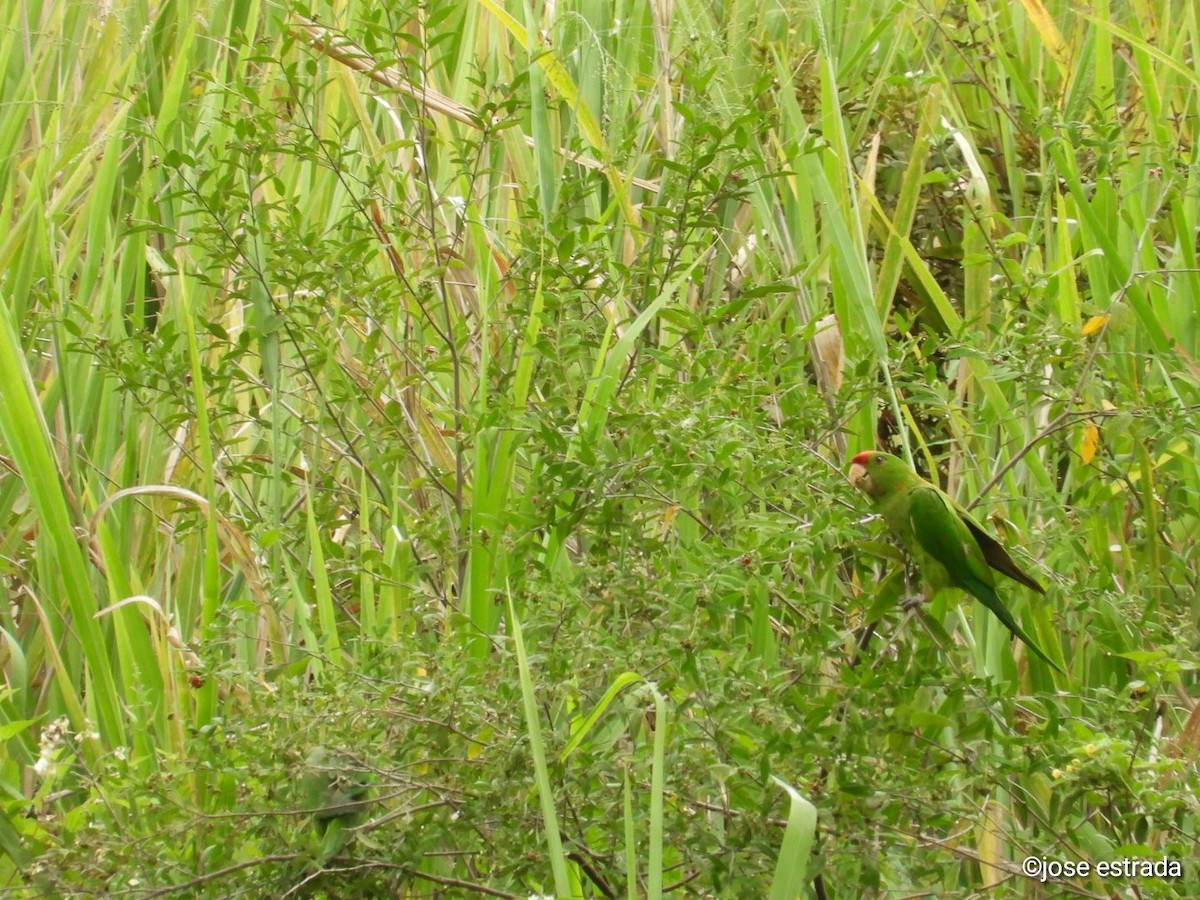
[873,456,882,465]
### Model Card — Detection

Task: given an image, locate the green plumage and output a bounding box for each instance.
[301,747,372,860]
[849,451,1063,672]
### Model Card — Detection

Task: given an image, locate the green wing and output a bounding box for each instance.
[955,507,1045,594]
[302,747,372,859]
[906,485,995,596]
[907,486,1062,671]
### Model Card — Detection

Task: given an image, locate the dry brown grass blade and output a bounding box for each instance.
[1166,700,1200,760]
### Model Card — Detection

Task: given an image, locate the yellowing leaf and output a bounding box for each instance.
[1015,0,1070,74]
[1080,420,1100,464]
[467,726,493,762]
[1082,314,1109,337]
[659,504,680,538]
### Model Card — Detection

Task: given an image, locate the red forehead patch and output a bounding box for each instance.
[850,450,875,466]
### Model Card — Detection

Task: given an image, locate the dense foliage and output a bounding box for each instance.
[1,0,1197,896]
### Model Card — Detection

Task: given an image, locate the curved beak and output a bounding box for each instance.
[848,462,867,489]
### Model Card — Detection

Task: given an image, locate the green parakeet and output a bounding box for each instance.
[301,747,372,860]
[848,450,1063,672]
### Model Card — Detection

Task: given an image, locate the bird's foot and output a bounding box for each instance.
[900,593,927,613]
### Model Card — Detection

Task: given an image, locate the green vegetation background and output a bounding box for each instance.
[0,0,1197,896]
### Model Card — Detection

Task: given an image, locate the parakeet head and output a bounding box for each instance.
[301,746,371,832]
[848,450,913,498]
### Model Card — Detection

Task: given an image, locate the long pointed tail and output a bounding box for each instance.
[968,579,1064,673]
